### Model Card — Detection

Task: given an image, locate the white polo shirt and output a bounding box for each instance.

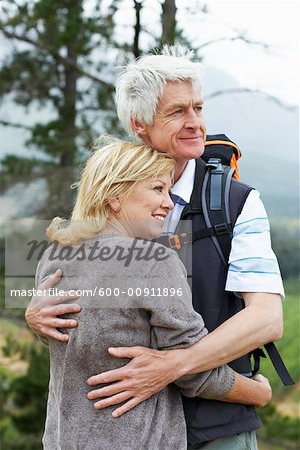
[163,159,284,297]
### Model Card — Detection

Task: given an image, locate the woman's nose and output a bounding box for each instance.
[162,193,174,211]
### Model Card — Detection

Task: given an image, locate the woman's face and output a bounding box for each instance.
[110,172,174,239]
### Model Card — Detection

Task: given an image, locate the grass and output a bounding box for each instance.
[256,280,300,450]
[259,289,300,396]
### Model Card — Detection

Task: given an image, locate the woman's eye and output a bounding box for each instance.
[154,186,163,192]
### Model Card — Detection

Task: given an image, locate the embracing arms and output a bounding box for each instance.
[25,269,81,342]
[85,292,278,417]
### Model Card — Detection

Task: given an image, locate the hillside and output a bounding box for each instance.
[203,67,299,219]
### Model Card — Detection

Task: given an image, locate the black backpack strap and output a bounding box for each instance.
[251,348,267,376]
[161,158,234,255]
[158,226,230,251]
[201,158,234,267]
[189,158,206,212]
[264,342,295,386]
[201,158,295,386]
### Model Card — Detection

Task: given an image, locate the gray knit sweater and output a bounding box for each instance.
[36,234,235,450]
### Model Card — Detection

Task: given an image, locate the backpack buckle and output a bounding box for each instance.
[168,232,191,250]
[214,223,231,235]
[206,158,224,174]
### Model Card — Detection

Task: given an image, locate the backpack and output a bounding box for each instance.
[167,133,294,386]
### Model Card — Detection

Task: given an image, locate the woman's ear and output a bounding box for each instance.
[107,197,121,213]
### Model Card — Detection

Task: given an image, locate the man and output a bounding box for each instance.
[26,46,284,449]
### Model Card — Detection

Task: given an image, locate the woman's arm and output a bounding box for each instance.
[222,373,271,408]
[175,360,271,408]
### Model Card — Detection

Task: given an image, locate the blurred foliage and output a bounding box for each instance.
[0,156,57,181]
[258,402,300,449]
[257,279,300,448]
[0,0,125,166]
[271,222,300,281]
[1,335,49,449]
[258,283,300,392]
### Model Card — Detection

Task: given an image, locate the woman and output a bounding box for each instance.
[36,139,271,450]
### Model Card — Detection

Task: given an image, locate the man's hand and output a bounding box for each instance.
[25,269,81,342]
[252,374,272,408]
[87,346,181,417]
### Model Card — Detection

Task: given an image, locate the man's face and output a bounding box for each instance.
[143,80,206,166]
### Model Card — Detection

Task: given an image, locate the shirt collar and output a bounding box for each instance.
[171,159,196,204]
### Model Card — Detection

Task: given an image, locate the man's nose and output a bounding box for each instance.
[184,109,201,128]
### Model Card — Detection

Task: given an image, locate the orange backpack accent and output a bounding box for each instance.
[202,135,241,180]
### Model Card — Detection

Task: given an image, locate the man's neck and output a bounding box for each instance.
[174,161,189,183]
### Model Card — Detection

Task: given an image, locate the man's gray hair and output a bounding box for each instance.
[115,45,204,141]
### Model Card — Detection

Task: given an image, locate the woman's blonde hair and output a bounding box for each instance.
[47,138,175,245]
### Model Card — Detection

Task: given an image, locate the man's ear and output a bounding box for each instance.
[130,116,148,138]
[107,197,121,213]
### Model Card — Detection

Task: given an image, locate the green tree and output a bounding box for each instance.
[0,0,121,166]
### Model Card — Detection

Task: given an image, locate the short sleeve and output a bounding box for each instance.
[226,190,284,298]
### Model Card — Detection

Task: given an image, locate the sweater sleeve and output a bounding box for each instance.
[32,253,53,346]
[146,250,235,400]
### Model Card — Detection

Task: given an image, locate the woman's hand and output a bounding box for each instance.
[25,269,81,342]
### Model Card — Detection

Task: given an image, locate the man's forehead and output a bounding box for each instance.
[157,79,200,102]
[158,88,203,112]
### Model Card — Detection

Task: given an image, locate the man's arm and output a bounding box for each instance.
[86,291,282,416]
[178,291,283,375]
[25,269,81,342]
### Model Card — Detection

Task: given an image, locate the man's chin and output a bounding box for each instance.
[191,145,205,159]
[182,139,205,154]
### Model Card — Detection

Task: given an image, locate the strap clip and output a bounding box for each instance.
[214,223,231,235]
[206,158,224,173]
[168,232,191,250]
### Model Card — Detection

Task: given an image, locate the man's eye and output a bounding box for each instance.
[195,106,203,113]
[154,186,163,192]
[172,109,183,115]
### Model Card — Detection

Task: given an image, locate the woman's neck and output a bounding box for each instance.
[101,219,131,237]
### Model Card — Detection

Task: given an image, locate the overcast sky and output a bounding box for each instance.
[112,0,299,105]
[182,0,299,105]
